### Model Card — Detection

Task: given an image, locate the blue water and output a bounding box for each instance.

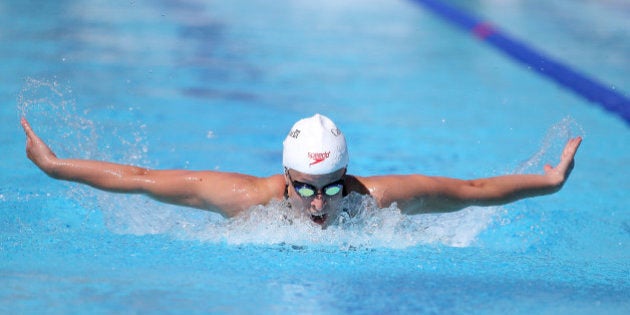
[1,0,629,314]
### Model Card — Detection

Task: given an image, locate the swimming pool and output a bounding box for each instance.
[1,0,629,314]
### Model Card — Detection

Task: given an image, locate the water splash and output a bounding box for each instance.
[515,116,585,174]
[17,77,150,164]
[94,191,496,249]
[17,77,98,160]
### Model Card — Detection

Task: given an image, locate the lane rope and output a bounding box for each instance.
[409,0,630,124]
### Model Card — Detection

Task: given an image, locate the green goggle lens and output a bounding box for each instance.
[293,180,343,198]
[323,185,341,196]
[297,187,316,197]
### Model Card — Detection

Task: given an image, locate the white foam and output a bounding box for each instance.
[91,191,497,249]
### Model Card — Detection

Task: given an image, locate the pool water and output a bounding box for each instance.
[1,0,629,314]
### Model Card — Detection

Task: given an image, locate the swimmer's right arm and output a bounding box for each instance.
[21,118,284,217]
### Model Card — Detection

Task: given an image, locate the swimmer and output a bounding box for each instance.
[21,114,582,227]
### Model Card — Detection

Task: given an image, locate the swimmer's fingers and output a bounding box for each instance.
[556,137,582,171]
[562,137,582,163]
[20,117,34,139]
[21,117,38,150]
[21,117,43,146]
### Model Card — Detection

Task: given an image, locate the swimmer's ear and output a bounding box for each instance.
[284,167,290,185]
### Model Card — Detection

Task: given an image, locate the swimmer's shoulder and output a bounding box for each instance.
[263,174,287,200]
[345,174,407,205]
[197,172,285,208]
[344,174,371,195]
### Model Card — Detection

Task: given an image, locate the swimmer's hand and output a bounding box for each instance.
[543,136,582,189]
[21,117,59,175]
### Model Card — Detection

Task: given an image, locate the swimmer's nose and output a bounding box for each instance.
[310,194,326,212]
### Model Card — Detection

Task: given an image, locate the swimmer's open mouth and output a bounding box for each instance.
[311,214,327,225]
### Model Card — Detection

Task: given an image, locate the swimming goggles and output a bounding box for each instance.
[287,172,344,198]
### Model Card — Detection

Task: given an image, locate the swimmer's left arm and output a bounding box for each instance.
[367,137,582,214]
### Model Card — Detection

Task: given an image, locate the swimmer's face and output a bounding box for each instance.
[285,168,346,227]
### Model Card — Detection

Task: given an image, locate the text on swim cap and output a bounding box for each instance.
[288,129,300,138]
[308,151,330,166]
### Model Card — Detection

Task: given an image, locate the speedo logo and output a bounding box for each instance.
[308,151,330,166]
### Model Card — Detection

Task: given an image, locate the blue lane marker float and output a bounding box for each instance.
[409,0,630,124]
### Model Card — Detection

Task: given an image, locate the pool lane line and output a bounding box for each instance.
[409,0,630,124]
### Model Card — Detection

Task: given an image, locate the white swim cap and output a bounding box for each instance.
[283,114,348,175]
